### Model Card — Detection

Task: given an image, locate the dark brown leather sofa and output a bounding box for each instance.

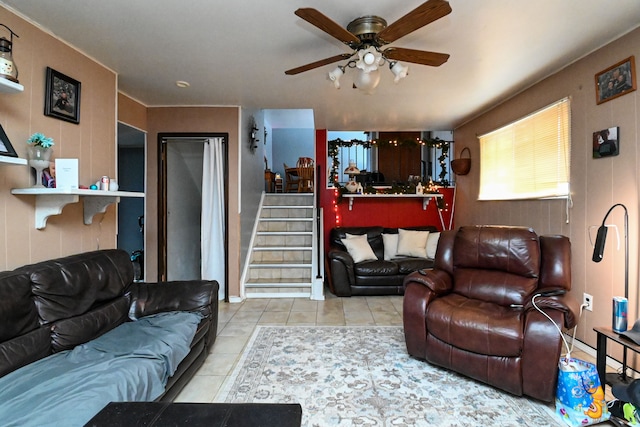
[327,226,437,296]
[403,225,580,402]
[0,249,218,402]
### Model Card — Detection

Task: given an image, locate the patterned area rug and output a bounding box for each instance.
[216,326,563,427]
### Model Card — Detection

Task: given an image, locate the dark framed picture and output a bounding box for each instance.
[44,67,81,124]
[0,123,18,157]
[595,56,636,105]
[592,126,619,158]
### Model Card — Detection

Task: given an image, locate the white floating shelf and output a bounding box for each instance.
[11,188,144,229]
[342,193,443,211]
[0,156,27,165]
[0,78,24,93]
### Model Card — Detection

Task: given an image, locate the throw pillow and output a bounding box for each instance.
[381,233,399,260]
[426,232,440,259]
[341,234,377,263]
[396,229,430,258]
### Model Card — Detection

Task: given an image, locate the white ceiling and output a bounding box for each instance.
[3,0,640,131]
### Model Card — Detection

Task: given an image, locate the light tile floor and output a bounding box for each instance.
[174,291,615,405]
[174,291,403,402]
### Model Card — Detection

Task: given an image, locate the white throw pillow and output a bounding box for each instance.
[381,233,399,260]
[426,232,440,259]
[341,234,377,263]
[396,229,430,258]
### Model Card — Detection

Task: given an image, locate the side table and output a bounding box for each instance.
[264,169,276,193]
[594,326,636,388]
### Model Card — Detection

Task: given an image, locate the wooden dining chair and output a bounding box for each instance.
[284,163,299,192]
[296,157,314,193]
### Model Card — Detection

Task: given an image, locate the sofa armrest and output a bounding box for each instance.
[403,269,452,296]
[524,291,581,329]
[328,249,354,271]
[327,249,355,297]
[128,280,219,320]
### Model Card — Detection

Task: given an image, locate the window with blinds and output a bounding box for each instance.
[478,98,570,201]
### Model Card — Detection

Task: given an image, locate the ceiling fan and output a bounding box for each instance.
[285,0,452,92]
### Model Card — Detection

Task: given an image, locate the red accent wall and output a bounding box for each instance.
[315,130,455,252]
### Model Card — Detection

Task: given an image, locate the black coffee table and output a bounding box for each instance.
[84,402,302,427]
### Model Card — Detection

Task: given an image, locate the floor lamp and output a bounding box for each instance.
[592,203,629,381]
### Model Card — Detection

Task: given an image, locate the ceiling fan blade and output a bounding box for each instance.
[295,8,360,46]
[376,0,452,45]
[383,47,449,66]
[285,53,353,75]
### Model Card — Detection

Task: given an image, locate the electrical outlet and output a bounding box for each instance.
[583,293,593,311]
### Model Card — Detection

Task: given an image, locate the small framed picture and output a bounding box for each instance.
[0,123,18,157]
[595,56,636,105]
[592,126,619,158]
[44,67,81,124]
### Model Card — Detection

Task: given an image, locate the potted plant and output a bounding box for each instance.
[27,133,54,188]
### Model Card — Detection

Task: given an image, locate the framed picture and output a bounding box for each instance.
[0,123,18,157]
[44,67,81,124]
[595,56,636,104]
[592,126,619,158]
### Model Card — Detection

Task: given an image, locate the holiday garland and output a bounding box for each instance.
[328,137,451,186]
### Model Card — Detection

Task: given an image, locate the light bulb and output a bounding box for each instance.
[355,47,382,73]
[364,52,376,65]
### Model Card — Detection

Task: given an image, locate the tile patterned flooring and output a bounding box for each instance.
[174,291,613,404]
[174,291,403,402]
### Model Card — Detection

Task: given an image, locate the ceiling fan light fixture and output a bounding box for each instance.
[390,61,409,83]
[355,47,382,73]
[328,66,344,89]
[287,4,452,93]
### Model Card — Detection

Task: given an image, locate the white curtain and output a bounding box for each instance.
[201,137,225,300]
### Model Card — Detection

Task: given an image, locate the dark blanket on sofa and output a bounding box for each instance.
[0,311,202,427]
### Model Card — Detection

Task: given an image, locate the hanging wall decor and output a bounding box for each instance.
[44,67,81,124]
[248,116,259,153]
[595,56,636,105]
[592,126,619,158]
[0,123,17,157]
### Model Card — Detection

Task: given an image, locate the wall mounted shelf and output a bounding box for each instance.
[342,193,443,211]
[11,188,144,229]
[0,78,24,93]
[0,156,27,165]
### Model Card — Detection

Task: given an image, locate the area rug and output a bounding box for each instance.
[216,326,563,427]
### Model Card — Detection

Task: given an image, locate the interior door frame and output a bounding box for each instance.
[158,132,229,301]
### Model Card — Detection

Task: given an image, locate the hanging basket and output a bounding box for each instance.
[451,147,471,175]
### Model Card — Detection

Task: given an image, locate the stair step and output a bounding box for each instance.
[256,231,312,235]
[249,262,312,268]
[253,246,311,251]
[245,280,312,287]
[263,205,313,209]
[260,217,313,222]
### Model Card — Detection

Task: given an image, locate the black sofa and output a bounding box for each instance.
[327,226,438,296]
[0,249,218,422]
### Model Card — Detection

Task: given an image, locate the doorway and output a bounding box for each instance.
[117,122,146,280]
[158,133,229,298]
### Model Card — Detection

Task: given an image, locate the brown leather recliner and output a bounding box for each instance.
[403,225,581,402]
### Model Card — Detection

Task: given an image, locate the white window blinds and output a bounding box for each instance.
[478,98,570,201]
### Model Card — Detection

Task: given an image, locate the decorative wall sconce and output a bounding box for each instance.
[248,116,259,153]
